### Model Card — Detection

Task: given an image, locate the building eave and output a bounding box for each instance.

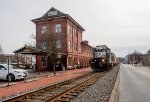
[66,14,85,31]
[31,14,85,31]
[31,16,67,23]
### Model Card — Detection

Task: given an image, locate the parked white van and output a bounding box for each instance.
[0,64,28,81]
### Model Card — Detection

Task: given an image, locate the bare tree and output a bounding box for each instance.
[31,32,60,74]
[0,44,3,54]
[45,33,59,75]
[25,41,36,47]
[29,34,36,47]
[31,34,36,40]
[0,44,5,63]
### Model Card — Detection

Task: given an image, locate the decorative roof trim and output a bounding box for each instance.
[13,45,42,55]
[42,7,66,18]
[66,15,85,31]
[31,7,85,31]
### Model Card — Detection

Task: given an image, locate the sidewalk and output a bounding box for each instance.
[26,69,55,79]
[0,69,57,87]
[0,67,92,101]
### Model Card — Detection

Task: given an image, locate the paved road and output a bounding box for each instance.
[119,64,150,102]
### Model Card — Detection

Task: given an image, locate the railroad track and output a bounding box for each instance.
[3,71,108,102]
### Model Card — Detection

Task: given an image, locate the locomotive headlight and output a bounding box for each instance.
[102,59,105,62]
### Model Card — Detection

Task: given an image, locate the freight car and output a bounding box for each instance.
[91,45,117,71]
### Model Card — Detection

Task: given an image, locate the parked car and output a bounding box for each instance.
[0,64,28,81]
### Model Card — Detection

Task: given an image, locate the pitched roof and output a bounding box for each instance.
[32,7,85,31]
[42,7,66,19]
[13,45,43,55]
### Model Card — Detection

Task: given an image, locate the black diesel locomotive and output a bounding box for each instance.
[91,45,117,71]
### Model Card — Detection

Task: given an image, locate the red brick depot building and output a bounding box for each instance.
[32,7,93,71]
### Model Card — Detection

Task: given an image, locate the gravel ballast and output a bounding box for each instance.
[71,65,120,102]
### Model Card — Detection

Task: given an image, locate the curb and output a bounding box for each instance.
[109,68,120,102]
[24,78,40,83]
[24,73,60,83]
[0,82,17,88]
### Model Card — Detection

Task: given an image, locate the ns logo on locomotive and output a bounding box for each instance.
[91,45,119,71]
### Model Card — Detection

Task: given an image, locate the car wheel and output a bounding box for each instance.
[7,74,15,82]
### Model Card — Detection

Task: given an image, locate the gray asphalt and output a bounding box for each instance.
[119,64,150,102]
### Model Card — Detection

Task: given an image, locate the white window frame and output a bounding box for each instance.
[48,11,57,16]
[41,41,47,50]
[55,24,61,33]
[67,25,70,33]
[68,41,71,49]
[56,40,61,48]
[41,26,47,34]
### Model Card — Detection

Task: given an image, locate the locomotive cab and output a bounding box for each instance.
[91,45,115,71]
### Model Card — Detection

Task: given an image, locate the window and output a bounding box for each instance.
[0,66,3,70]
[67,25,72,34]
[67,25,70,33]
[68,41,71,49]
[72,27,77,37]
[42,57,47,67]
[41,42,47,50]
[76,43,78,51]
[0,65,6,70]
[74,29,77,37]
[41,26,47,34]
[55,24,61,33]
[68,57,72,66]
[73,28,74,35]
[74,42,78,51]
[56,40,61,48]
[48,11,57,16]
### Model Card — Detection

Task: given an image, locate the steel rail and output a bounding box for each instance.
[3,70,109,102]
[47,72,106,102]
[2,72,93,102]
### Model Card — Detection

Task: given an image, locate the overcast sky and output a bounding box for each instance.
[0,0,150,57]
